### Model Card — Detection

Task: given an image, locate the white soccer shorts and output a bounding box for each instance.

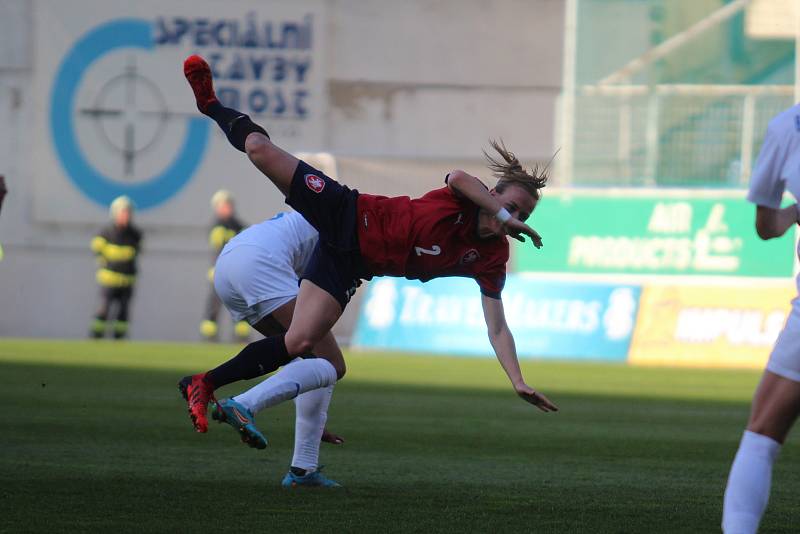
[767,295,800,382]
[213,244,300,325]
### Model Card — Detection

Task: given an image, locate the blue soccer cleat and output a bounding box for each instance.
[282,467,342,488]
[211,398,267,450]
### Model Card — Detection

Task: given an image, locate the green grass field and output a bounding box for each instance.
[1,338,796,533]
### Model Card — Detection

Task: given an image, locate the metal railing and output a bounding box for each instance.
[568,84,794,187]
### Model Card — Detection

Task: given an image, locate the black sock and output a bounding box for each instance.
[206,334,290,389]
[205,101,269,152]
[290,466,308,476]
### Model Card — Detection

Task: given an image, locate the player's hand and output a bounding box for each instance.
[321,427,344,445]
[514,383,558,412]
[504,218,542,248]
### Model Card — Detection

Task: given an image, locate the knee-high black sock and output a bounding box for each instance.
[206,334,290,389]
[205,101,269,152]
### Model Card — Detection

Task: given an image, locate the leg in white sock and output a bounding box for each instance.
[722,430,781,534]
[234,357,337,414]
[291,385,334,472]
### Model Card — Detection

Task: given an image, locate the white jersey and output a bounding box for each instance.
[747,104,800,383]
[214,211,319,324]
[747,103,800,209]
[225,210,318,278]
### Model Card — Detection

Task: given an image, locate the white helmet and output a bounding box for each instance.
[109,195,134,219]
[211,189,234,210]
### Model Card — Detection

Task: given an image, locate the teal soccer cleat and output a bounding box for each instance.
[210,398,267,450]
[282,468,342,488]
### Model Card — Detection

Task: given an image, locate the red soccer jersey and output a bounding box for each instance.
[356,179,509,298]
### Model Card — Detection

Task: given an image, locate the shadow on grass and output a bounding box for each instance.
[0,361,796,534]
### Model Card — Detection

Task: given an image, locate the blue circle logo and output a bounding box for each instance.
[50,19,210,210]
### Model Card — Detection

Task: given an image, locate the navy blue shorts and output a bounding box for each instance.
[286,160,367,310]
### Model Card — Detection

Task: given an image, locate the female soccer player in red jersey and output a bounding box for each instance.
[181,54,558,445]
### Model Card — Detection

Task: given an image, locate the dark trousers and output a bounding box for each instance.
[201,284,249,341]
[92,286,133,339]
[204,285,222,323]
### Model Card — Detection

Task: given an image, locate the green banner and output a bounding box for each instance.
[515,192,796,277]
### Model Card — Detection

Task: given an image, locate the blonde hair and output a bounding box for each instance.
[483,139,549,200]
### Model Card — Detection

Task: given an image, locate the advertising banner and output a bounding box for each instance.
[515,192,795,278]
[629,284,795,368]
[353,276,640,361]
[33,0,326,223]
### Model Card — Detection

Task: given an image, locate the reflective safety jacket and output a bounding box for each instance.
[207,216,244,281]
[91,223,143,288]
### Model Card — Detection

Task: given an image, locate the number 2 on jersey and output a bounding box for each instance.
[414,245,442,256]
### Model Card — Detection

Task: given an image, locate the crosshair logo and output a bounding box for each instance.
[81,57,171,179]
[51,19,210,210]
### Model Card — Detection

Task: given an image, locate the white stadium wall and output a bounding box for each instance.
[0,0,564,341]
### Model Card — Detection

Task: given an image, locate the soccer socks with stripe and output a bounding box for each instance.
[206,335,291,389]
[234,358,337,414]
[205,101,268,152]
[291,384,335,472]
[722,430,781,534]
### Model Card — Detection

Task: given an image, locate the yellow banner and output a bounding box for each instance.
[629,284,796,369]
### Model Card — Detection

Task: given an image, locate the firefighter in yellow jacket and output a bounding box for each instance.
[90,196,142,339]
[201,190,249,341]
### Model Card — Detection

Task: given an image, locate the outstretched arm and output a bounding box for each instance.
[754,204,799,240]
[481,294,558,412]
[447,170,542,247]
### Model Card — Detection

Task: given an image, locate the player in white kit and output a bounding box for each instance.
[179,210,344,488]
[722,104,800,533]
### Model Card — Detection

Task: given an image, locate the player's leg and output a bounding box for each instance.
[90,287,112,338]
[212,281,341,450]
[181,244,343,432]
[183,330,298,433]
[183,55,298,197]
[196,295,335,398]
[231,279,343,414]
[747,372,800,442]
[207,297,343,463]
[185,54,360,235]
[722,371,800,534]
[180,245,299,432]
[282,384,340,488]
[267,297,346,378]
[213,239,352,394]
[723,307,800,534]
[253,298,345,443]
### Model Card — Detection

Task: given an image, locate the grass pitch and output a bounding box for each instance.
[0,338,797,533]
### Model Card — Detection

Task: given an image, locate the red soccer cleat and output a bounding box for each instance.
[183,55,219,114]
[185,373,215,433]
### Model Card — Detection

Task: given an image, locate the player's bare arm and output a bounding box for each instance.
[481,294,558,413]
[754,204,800,240]
[448,169,543,248]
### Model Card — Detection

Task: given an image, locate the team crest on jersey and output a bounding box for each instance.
[460,249,480,265]
[305,174,325,193]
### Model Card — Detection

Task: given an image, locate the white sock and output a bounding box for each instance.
[234,358,337,414]
[291,385,334,472]
[722,430,781,534]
